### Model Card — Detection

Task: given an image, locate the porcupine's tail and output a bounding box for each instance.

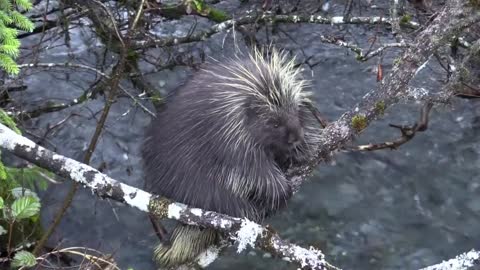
[154,224,220,269]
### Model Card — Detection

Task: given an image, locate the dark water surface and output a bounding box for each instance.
[11,1,480,269]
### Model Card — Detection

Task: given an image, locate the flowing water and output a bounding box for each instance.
[8,1,480,269]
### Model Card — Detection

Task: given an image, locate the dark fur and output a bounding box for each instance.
[142,50,320,268]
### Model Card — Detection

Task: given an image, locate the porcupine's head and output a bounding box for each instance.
[208,48,315,168]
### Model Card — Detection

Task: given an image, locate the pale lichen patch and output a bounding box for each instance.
[0,124,36,151]
[190,208,203,217]
[212,217,234,229]
[335,121,351,139]
[168,203,185,219]
[291,246,326,269]
[330,16,344,24]
[406,87,429,100]
[234,219,264,253]
[122,185,151,212]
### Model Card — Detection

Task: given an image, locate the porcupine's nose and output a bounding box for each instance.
[287,128,303,147]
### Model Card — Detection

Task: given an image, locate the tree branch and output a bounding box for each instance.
[287,0,480,192]
[15,62,156,118]
[0,123,336,270]
[134,14,417,50]
[419,249,480,270]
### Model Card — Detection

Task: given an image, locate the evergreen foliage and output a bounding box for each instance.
[0,0,34,75]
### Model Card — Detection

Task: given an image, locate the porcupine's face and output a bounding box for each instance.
[247,104,305,164]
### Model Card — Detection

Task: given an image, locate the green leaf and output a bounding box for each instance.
[0,225,6,235]
[6,166,51,191]
[12,250,37,268]
[0,196,4,209]
[0,161,7,180]
[11,195,40,220]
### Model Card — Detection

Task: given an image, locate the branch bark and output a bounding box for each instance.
[134,14,417,50]
[419,249,480,270]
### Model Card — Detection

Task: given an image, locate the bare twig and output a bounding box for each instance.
[16,62,156,118]
[32,0,139,255]
[350,102,433,151]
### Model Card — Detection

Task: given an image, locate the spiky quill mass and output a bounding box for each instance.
[142,48,321,268]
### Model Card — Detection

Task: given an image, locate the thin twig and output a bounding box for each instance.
[17,62,156,118]
[349,102,433,151]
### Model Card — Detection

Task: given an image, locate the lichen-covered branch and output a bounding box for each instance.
[419,249,480,270]
[135,14,417,50]
[288,0,480,191]
[0,123,335,270]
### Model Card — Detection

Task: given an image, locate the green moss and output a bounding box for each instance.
[393,57,402,66]
[355,54,365,61]
[375,101,386,116]
[207,7,231,22]
[399,14,412,26]
[150,91,164,108]
[190,0,231,23]
[351,115,367,132]
[257,226,276,254]
[126,49,139,62]
[148,197,172,219]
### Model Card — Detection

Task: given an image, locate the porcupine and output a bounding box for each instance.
[142,48,321,268]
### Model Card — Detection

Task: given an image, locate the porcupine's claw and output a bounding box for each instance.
[154,224,220,269]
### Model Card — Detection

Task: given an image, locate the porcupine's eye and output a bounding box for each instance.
[267,118,280,128]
